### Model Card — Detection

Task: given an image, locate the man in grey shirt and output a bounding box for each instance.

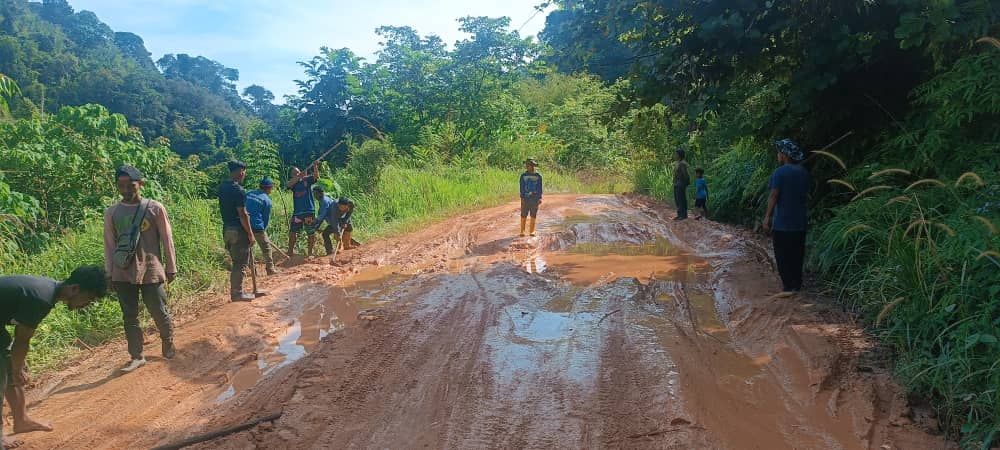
[103,165,176,373]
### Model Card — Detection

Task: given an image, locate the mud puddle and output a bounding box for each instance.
[215,266,415,403]
[532,239,711,287]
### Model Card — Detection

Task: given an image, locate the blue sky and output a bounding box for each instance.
[69,0,553,102]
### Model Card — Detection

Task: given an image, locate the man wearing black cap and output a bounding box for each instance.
[519,158,543,237]
[246,177,278,275]
[313,187,355,255]
[672,149,690,220]
[0,266,107,448]
[103,165,177,373]
[763,139,811,293]
[218,160,256,301]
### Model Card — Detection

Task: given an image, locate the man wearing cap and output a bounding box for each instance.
[286,164,320,257]
[313,188,355,255]
[103,165,177,373]
[672,149,690,220]
[218,160,256,301]
[246,177,279,275]
[519,158,543,237]
[763,139,811,293]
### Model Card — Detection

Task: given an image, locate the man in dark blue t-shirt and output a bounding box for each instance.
[763,139,811,293]
[218,160,256,301]
[0,266,106,448]
[286,164,319,257]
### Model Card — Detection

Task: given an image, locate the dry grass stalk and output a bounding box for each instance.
[976,250,1000,261]
[885,195,912,206]
[904,219,930,237]
[852,185,893,201]
[811,150,847,170]
[868,168,911,180]
[977,37,1000,50]
[972,216,997,235]
[905,179,946,191]
[876,297,904,327]
[934,223,957,237]
[955,172,985,188]
[827,179,856,191]
[844,224,873,237]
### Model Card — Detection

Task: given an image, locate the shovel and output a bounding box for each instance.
[248,245,268,298]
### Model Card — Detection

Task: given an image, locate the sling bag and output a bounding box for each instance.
[112,199,150,269]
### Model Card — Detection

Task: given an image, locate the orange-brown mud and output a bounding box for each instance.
[15,195,950,449]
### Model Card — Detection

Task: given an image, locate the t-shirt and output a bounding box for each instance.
[520,172,543,200]
[673,161,690,187]
[695,178,708,199]
[0,276,58,348]
[768,163,811,231]
[245,190,272,232]
[218,180,247,230]
[103,200,177,284]
[291,176,316,216]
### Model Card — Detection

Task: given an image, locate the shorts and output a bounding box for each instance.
[289,214,317,234]
[695,198,707,208]
[520,198,540,218]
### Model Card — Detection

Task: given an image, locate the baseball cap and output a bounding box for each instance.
[115,165,144,181]
[260,177,274,187]
[524,158,539,166]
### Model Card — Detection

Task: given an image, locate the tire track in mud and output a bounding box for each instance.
[17,195,950,450]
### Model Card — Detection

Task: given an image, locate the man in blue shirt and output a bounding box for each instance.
[286,164,319,257]
[763,139,811,293]
[246,177,278,275]
[519,158,543,237]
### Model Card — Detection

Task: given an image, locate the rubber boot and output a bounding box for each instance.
[520,218,527,237]
[342,230,352,250]
[307,235,316,257]
[529,217,537,237]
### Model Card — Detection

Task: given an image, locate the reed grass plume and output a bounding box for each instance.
[868,168,911,180]
[972,216,997,235]
[905,179,946,191]
[851,185,893,201]
[904,219,930,237]
[844,224,873,237]
[811,150,846,170]
[976,250,1000,262]
[977,36,1000,49]
[955,171,985,188]
[934,223,957,237]
[827,179,856,191]
[885,195,912,206]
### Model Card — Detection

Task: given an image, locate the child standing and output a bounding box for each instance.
[519,158,543,237]
[694,168,708,219]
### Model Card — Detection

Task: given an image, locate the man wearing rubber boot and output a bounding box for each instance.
[246,177,279,275]
[218,160,256,302]
[286,164,319,257]
[314,191,355,255]
[519,158,543,237]
[103,165,177,373]
[309,185,335,256]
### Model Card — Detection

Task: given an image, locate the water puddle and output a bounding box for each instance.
[534,239,711,286]
[215,267,414,403]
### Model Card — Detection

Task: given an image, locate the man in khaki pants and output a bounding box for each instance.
[246,177,279,275]
[218,160,256,302]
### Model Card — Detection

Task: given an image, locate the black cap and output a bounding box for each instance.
[312,184,324,192]
[675,148,685,159]
[227,160,247,172]
[115,165,144,181]
[337,197,353,205]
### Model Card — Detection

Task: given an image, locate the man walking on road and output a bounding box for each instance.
[286,164,319,257]
[672,149,690,220]
[246,177,279,275]
[519,158,543,237]
[763,139,811,293]
[103,165,176,373]
[219,160,256,302]
[0,266,107,449]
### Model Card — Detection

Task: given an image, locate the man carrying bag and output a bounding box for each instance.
[103,165,177,373]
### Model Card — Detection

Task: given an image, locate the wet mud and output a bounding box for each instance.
[17,195,949,449]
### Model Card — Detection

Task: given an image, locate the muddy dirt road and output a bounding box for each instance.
[16,195,948,449]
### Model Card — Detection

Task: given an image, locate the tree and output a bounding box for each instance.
[157,53,242,106]
[0,73,19,117]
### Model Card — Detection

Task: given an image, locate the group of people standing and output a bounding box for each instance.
[670,139,810,293]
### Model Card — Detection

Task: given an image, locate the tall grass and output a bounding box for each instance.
[5,164,614,373]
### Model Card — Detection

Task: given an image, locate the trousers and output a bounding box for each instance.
[773,230,806,292]
[115,282,174,359]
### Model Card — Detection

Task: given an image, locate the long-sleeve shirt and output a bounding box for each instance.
[520,172,543,200]
[673,160,690,187]
[314,195,336,228]
[245,189,273,232]
[103,199,176,284]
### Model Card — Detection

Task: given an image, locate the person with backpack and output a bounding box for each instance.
[102,165,176,374]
